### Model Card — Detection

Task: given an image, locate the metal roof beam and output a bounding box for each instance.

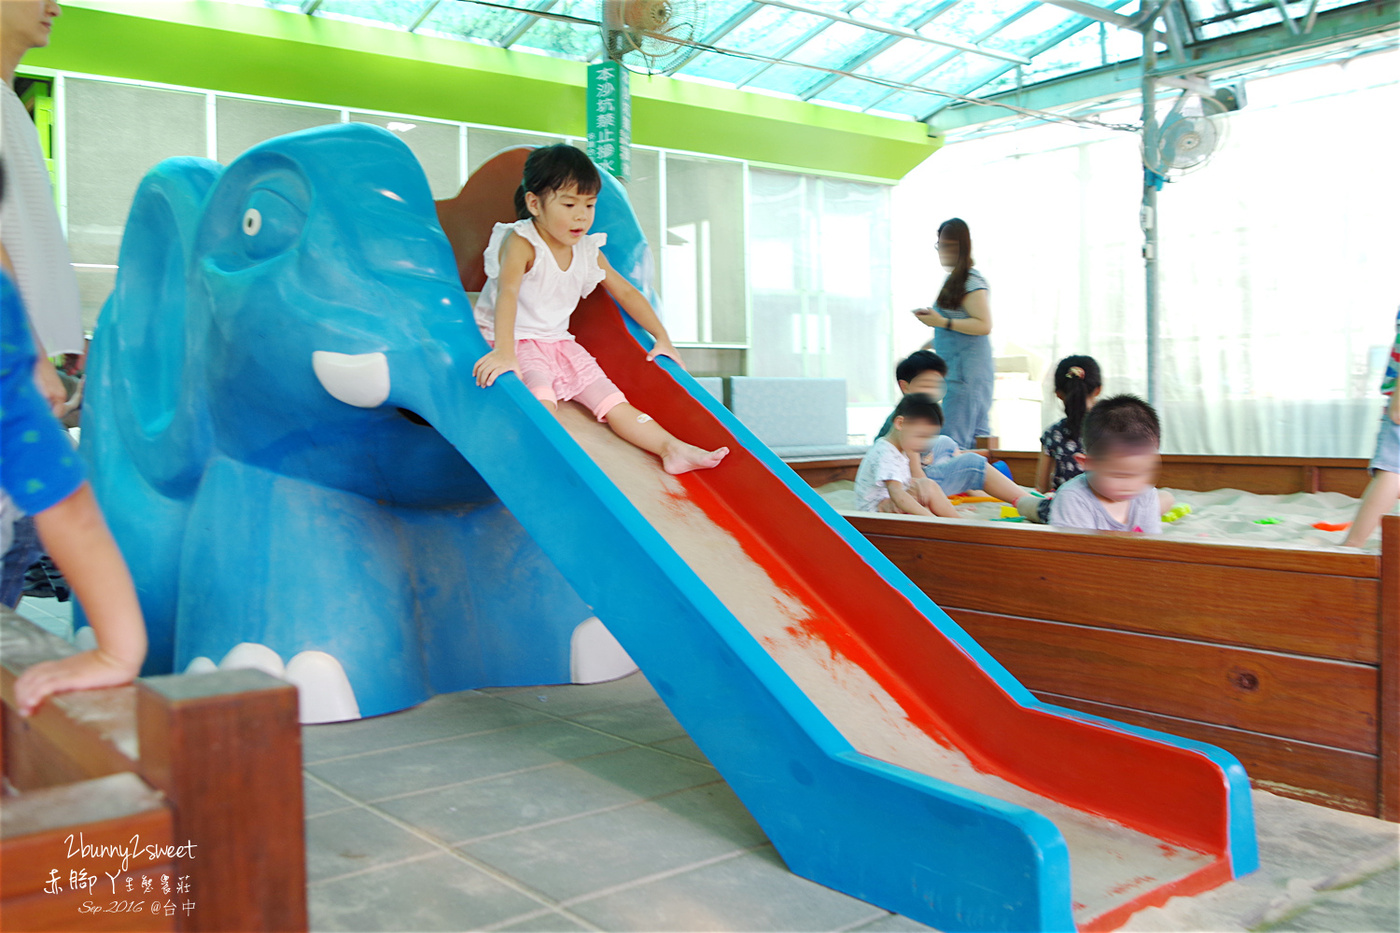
[665,2,766,76]
[930,0,1399,130]
[852,2,1042,111]
[407,0,441,34]
[734,0,864,89]
[1040,0,1166,34]
[500,1,557,47]
[917,0,1138,121]
[797,0,978,101]
[751,0,1031,64]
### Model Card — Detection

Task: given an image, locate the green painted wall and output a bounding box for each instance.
[26,0,939,181]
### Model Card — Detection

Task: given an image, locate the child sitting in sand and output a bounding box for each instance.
[1019,355,1102,523]
[1049,395,1175,533]
[878,350,1034,509]
[472,145,725,475]
[856,395,958,516]
[1343,307,1400,548]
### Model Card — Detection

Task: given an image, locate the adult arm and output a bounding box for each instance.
[598,253,684,368]
[911,289,991,336]
[472,233,531,387]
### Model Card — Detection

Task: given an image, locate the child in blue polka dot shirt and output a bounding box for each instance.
[2,253,146,715]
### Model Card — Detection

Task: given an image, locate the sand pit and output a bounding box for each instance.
[818,481,1386,551]
[557,403,1213,923]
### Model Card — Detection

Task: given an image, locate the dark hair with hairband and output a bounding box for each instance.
[1053,355,1102,441]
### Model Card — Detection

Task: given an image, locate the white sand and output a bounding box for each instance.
[557,405,1213,923]
[819,481,1385,551]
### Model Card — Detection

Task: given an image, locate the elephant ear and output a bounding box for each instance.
[592,164,660,308]
[86,157,222,497]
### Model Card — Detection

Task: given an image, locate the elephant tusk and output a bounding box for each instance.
[312,351,391,408]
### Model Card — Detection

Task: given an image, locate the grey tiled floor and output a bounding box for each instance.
[301,673,910,933]
[15,597,1397,932]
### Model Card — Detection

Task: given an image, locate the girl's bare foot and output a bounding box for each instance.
[662,443,728,475]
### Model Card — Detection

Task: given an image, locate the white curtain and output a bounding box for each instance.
[894,50,1400,456]
[748,169,894,436]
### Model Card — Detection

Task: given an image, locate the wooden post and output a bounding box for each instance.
[1380,512,1399,822]
[136,671,307,932]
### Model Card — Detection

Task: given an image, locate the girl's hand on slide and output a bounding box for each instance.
[473,349,518,387]
[1389,392,1399,425]
[647,340,686,370]
[13,649,142,717]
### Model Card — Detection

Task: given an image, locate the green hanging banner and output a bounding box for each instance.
[586,60,631,181]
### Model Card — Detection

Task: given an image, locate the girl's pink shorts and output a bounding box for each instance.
[506,337,627,421]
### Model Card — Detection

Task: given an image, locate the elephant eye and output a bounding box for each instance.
[239,189,306,262]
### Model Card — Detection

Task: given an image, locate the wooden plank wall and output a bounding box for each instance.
[785,451,1373,497]
[848,513,1397,820]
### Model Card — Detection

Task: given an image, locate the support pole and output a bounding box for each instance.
[1141,25,1161,408]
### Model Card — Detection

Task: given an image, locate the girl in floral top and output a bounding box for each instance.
[1020,356,1103,523]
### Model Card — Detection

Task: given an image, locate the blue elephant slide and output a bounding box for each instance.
[78,126,1254,931]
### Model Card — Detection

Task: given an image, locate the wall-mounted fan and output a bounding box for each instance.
[598,0,706,74]
[1142,83,1240,178]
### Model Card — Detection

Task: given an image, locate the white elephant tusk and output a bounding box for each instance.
[312,351,391,408]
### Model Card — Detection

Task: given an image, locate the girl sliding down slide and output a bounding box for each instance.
[472,145,726,475]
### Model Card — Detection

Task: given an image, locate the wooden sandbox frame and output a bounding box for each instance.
[1,610,307,931]
[787,451,1396,820]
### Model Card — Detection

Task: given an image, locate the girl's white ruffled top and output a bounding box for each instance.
[473,219,608,342]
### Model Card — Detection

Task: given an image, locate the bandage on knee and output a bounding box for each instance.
[636,413,653,424]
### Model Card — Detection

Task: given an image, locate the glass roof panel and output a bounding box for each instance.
[980,3,1083,54]
[691,0,765,42]
[313,0,431,29]
[213,0,1388,128]
[675,49,764,85]
[868,87,949,118]
[812,74,907,109]
[856,0,960,27]
[745,61,833,96]
[506,0,601,58]
[415,0,538,44]
[920,0,1045,50]
[785,23,886,70]
[716,5,831,58]
[852,38,952,83]
[1017,25,1109,83]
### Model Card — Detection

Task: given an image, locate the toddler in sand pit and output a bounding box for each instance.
[856,394,959,517]
[1050,395,1174,533]
[876,350,1034,509]
[473,145,725,475]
